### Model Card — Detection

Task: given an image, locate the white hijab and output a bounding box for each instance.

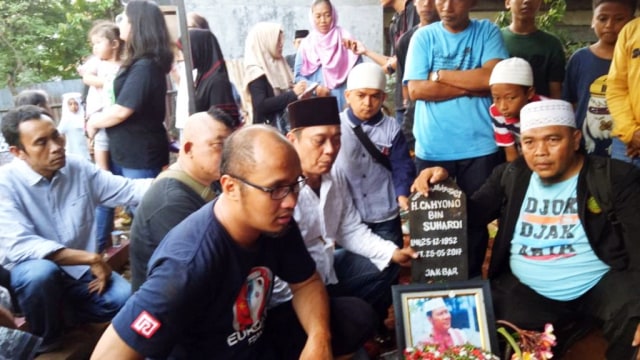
[243,22,293,95]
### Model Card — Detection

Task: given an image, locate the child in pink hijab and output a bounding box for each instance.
[294,0,361,110]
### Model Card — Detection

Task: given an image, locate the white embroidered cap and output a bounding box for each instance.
[489,57,533,87]
[346,62,386,91]
[520,99,576,132]
[424,297,447,314]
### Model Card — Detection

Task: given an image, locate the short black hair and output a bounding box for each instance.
[1,105,49,150]
[220,126,259,179]
[208,106,241,130]
[220,125,290,179]
[14,90,49,108]
[593,0,638,11]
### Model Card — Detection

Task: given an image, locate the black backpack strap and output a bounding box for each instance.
[156,168,217,202]
[352,125,392,171]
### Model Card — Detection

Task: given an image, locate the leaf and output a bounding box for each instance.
[498,326,523,359]
[0,0,121,91]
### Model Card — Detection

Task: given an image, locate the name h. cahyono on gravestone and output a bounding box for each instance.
[409,178,467,283]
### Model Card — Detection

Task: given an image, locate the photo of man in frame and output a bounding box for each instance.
[407,295,482,349]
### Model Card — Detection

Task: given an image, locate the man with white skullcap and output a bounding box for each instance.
[333,63,416,334]
[412,99,640,359]
[489,57,547,162]
[419,297,468,350]
[334,62,415,249]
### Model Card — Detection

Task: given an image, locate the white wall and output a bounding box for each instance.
[185,0,384,60]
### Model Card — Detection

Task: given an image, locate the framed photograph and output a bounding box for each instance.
[392,279,498,354]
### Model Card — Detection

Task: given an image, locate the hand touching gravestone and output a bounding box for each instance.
[409,179,468,283]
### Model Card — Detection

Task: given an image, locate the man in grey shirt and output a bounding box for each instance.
[0,105,150,352]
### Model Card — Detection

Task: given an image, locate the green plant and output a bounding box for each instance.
[494,0,566,32]
[497,321,556,360]
[0,0,121,93]
[494,0,590,59]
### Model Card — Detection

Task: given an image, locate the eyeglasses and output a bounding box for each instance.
[228,175,307,200]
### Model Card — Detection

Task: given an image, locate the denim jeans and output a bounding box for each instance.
[611,137,640,168]
[395,108,405,127]
[111,163,162,219]
[264,297,375,359]
[10,259,131,349]
[95,205,114,253]
[94,162,160,252]
[492,270,640,359]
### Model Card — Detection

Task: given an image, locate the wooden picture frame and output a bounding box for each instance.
[392,280,499,354]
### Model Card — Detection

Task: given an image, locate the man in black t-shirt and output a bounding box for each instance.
[92,125,331,359]
[129,107,237,291]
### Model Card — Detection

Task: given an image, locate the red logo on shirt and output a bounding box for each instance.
[131,311,161,339]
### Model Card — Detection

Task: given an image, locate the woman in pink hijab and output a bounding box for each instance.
[294,0,361,110]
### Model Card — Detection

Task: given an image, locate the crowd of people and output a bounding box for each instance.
[1,0,640,359]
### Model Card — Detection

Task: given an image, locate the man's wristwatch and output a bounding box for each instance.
[430,70,440,82]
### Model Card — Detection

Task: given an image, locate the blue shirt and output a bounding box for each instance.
[510,173,610,301]
[403,20,507,161]
[0,155,149,278]
[334,109,415,222]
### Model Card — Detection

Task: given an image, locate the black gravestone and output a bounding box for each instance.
[409,179,467,283]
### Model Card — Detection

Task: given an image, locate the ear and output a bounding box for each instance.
[526,86,535,100]
[504,0,510,10]
[285,131,297,143]
[344,90,352,105]
[8,146,24,159]
[183,141,193,155]
[219,174,240,200]
[572,129,582,151]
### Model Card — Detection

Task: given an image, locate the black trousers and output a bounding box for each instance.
[264,297,376,359]
[415,151,505,277]
[492,270,640,359]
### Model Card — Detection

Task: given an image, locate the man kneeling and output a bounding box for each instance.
[413,100,640,359]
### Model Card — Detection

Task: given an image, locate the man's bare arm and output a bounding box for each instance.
[91,324,143,360]
[47,248,112,294]
[407,80,467,102]
[407,59,501,101]
[436,58,502,92]
[290,272,332,360]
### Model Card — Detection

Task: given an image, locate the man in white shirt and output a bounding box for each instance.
[282,96,416,326]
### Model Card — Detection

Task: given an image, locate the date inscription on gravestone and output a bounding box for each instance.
[409,179,467,283]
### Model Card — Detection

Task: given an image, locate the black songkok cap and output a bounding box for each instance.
[287,97,340,130]
[294,30,309,39]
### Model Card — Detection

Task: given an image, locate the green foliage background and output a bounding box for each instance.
[495,0,589,59]
[0,0,122,93]
[0,0,587,96]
